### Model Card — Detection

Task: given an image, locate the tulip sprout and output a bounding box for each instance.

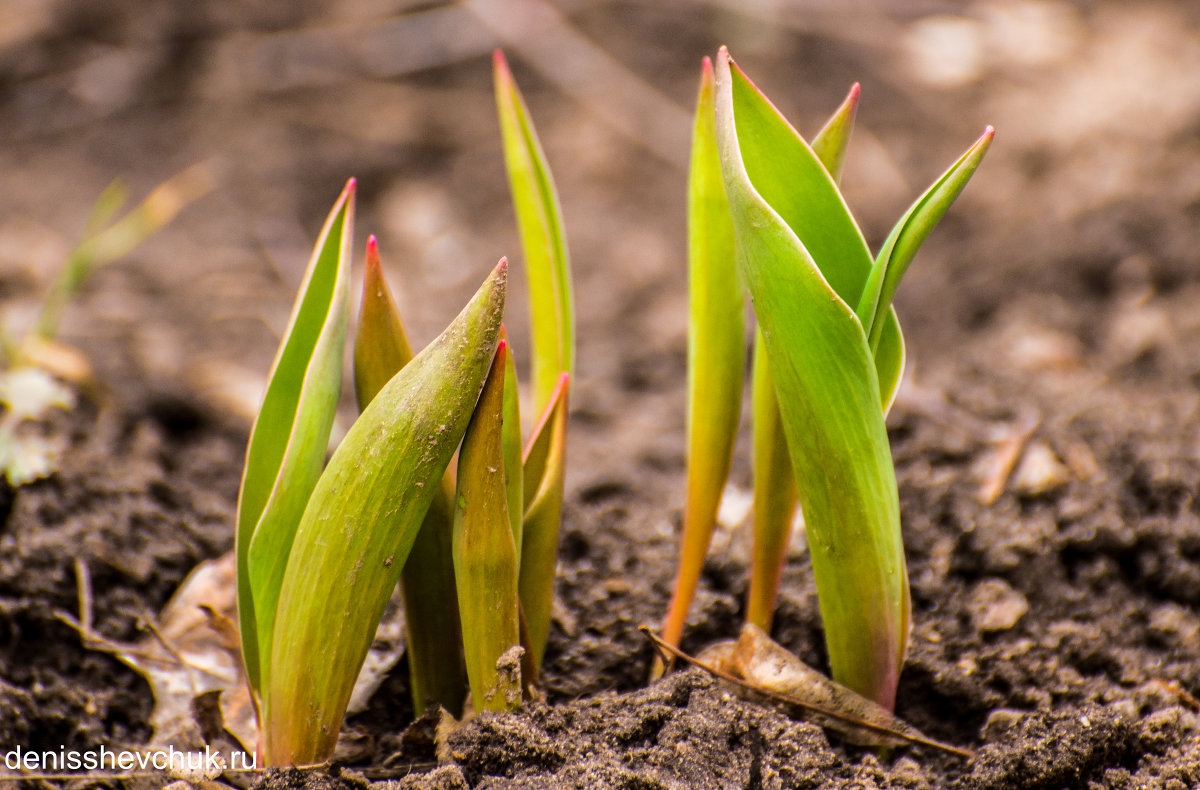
[663,48,992,712]
[236,51,572,765]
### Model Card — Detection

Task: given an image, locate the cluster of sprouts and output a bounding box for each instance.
[233,48,991,762]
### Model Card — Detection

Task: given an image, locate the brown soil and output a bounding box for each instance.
[4,1,1200,788]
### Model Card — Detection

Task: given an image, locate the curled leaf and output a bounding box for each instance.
[747,84,856,632]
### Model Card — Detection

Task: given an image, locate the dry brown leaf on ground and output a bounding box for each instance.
[58,552,409,758]
[648,624,972,758]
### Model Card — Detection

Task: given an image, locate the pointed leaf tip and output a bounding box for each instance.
[493,49,511,75]
[492,62,573,415]
[365,236,381,271]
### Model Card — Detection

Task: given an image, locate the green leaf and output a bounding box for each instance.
[353,235,466,717]
[858,127,995,351]
[263,259,507,765]
[810,83,860,184]
[354,235,415,407]
[725,63,905,413]
[661,57,745,655]
[715,49,909,711]
[747,82,856,631]
[521,372,568,512]
[82,179,130,237]
[518,373,568,670]
[36,164,214,340]
[499,326,524,556]
[236,180,355,699]
[454,340,522,713]
[746,327,797,632]
[494,50,574,416]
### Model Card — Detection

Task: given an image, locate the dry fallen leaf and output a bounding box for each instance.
[646,624,972,758]
[60,551,408,758]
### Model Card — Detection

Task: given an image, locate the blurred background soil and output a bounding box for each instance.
[3,1,1200,787]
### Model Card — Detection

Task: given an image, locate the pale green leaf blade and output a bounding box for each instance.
[353,235,415,410]
[747,83,858,630]
[499,326,524,556]
[236,180,355,698]
[521,372,569,511]
[662,57,745,654]
[859,127,995,351]
[354,239,466,716]
[494,50,574,415]
[746,327,797,632]
[727,63,872,309]
[36,164,214,340]
[716,49,909,711]
[518,374,568,671]
[454,340,522,713]
[726,62,903,409]
[263,260,507,765]
[810,83,860,184]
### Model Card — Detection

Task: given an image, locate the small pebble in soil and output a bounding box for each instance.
[396,765,469,790]
[968,578,1029,632]
[1011,440,1071,495]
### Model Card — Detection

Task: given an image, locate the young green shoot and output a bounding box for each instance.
[235,52,574,762]
[454,340,523,713]
[236,179,355,710]
[0,166,212,487]
[665,47,991,712]
[660,57,742,662]
[717,49,908,710]
[35,163,215,341]
[354,236,467,717]
[494,49,574,674]
[494,50,574,416]
[256,250,507,764]
[747,82,859,632]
